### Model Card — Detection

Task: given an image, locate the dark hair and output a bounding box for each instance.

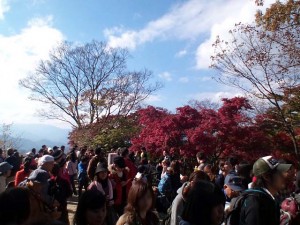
[170,160,180,175]
[0,187,31,225]
[51,163,60,177]
[31,148,36,154]
[7,148,14,156]
[189,170,210,182]
[124,180,159,224]
[23,157,32,173]
[74,190,106,225]
[252,169,277,189]
[95,147,102,155]
[228,157,238,168]
[120,148,129,157]
[183,171,211,198]
[70,152,77,163]
[196,152,206,160]
[80,155,89,162]
[182,181,225,225]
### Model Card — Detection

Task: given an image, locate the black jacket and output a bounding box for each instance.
[239,188,280,225]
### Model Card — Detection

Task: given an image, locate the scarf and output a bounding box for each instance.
[88,179,114,204]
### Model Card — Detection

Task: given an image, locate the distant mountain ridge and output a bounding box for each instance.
[11,123,71,153]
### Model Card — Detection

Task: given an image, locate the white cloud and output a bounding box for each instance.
[179,77,189,83]
[175,49,187,58]
[0,16,65,126]
[144,94,163,104]
[191,91,244,103]
[159,72,172,81]
[104,0,276,68]
[0,0,9,20]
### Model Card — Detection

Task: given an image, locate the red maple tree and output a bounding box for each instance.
[131,97,272,163]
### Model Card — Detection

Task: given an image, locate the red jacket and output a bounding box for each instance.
[124,158,138,180]
[15,169,30,186]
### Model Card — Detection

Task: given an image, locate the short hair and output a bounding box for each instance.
[196,152,206,160]
[95,147,102,155]
[120,148,129,157]
[228,157,238,167]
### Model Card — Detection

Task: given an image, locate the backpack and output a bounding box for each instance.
[225,190,263,225]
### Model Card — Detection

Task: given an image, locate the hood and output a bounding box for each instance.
[177,182,189,198]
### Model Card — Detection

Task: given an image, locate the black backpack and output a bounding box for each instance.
[226,190,263,225]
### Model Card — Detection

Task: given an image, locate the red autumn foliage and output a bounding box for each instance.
[130,97,272,162]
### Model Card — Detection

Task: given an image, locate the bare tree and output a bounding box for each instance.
[211,23,300,155]
[0,123,23,150]
[20,41,161,128]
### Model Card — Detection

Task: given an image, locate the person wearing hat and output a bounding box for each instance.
[88,162,113,198]
[223,174,245,214]
[239,156,291,225]
[109,156,131,216]
[88,162,115,223]
[0,162,13,193]
[25,168,61,222]
[39,155,55,173]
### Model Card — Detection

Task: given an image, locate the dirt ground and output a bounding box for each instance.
[67,196,78,224]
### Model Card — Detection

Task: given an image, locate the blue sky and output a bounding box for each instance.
[0,0,275,128]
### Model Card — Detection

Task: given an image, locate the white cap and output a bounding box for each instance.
[26,152,34,157]
[39,155,54,165]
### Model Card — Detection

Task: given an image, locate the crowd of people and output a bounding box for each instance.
[0,145,300,225]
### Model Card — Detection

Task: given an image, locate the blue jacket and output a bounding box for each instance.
[77,162,87,181]
[158,173,172,195]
